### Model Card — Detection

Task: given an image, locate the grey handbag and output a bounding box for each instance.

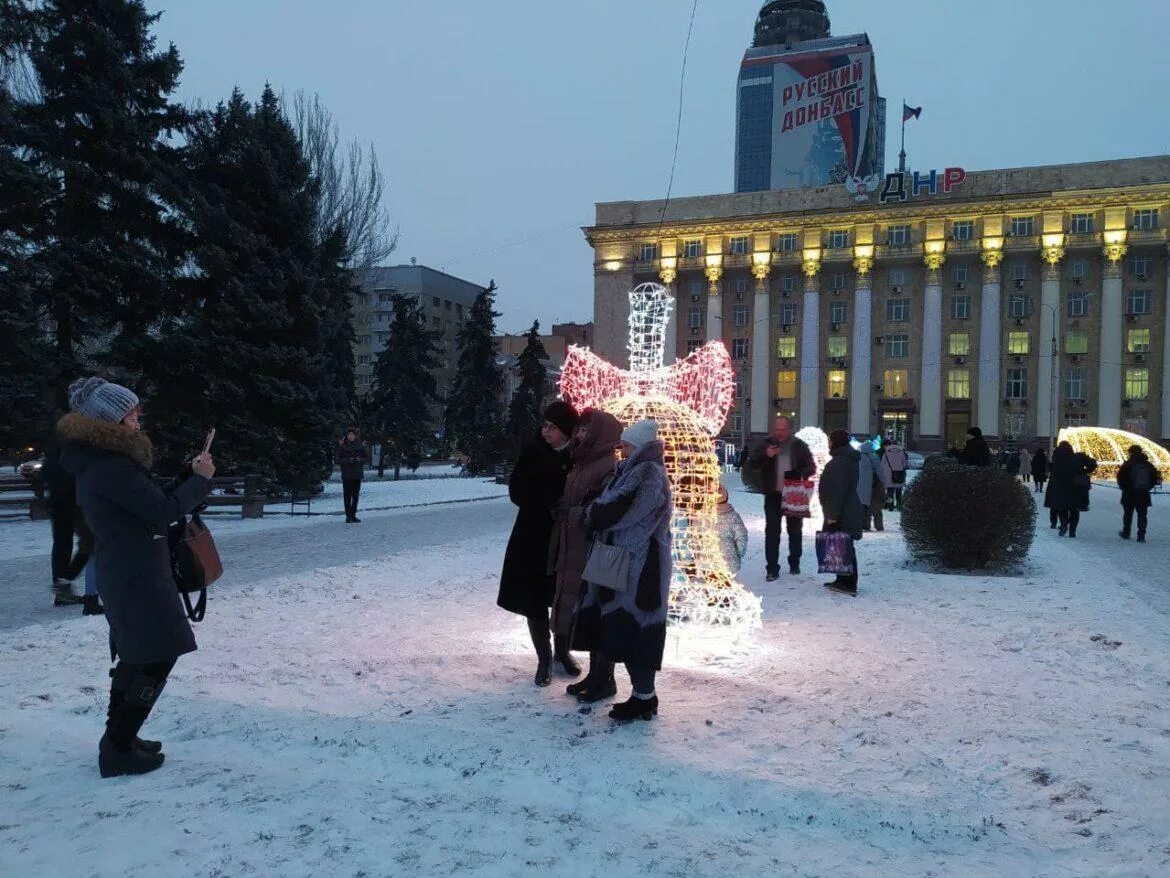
[582,537,631,592]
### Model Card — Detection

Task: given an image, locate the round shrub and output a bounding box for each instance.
[900,456,1036,570]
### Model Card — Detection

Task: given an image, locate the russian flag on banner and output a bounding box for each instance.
[903,103,922,122]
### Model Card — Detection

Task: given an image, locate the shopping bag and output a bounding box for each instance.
[816,530,856,576]
[781,479,815,517]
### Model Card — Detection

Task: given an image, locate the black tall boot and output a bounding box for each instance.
[526,617,552,687]
[573,653,617,703]
[108,665,162,754]
[101,666,167,777]
[553,635,580,677]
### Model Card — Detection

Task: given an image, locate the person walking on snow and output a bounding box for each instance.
[1118,444,1161,542]
[1019,447,1033,484]
[819,429,865,596]
[879,438,910,510]
[1031,447,1049,495]
[1047,440,1097,538]
[337,428,366,523]
[749,416,816,580]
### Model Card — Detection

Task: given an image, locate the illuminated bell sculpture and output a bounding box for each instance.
[560,283,762,631]
[1057,426,1170,483]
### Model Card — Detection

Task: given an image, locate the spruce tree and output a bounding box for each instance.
[445,282,506,475]
[367,294,443,480]
[506,320,549,456]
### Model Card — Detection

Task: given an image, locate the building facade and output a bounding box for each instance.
[586,155,1170,450]
[735,1,885,193]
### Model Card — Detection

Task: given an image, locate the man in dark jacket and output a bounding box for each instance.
[960,427,992,467]
[749,416,816,579]
[337,429,367,523]
[1118,445,1161,542]
[819,429,865,595]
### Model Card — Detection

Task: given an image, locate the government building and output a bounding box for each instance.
[585,155,1170,450]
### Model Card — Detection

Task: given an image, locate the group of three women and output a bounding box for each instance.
[497,402,672,722]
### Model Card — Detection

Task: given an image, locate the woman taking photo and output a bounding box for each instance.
[58,377,215,778]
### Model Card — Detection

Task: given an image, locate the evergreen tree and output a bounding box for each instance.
[506,320,549,456]
[366,294,442,480]
[445,282,506,475]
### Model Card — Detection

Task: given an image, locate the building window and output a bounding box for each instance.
[951,295,972,320]
[777,233,798,252]
[1064,412,1088,427]
[827,335,848,358]
[829,272,846,291]
[1007,331,1030,355]
[1126,368,1150,400]
[734,277,749,294]
[729,236,750,254]
[780,303,798,325]
[1133,208,1159,230]
[1065,331,1089,354]
[638,243,658,261]
[1070,213,1094,234]
[1007,295,1031,318]
[887,225,911,246]
[731,338,749,359]
[888,268,907,288]
[1069,259,1087,279]
[375,331,389,343]
[885,333,909,358]
[684,240,703,258]
[1130,256,1152,278]
[776,371,797,399]
[1067,289,1090,317]
[1066,367,1086,400]
[432,296,440,307]
[686,339,702,354]
[1005,368,1028,399]
[689,278,704,296]
[730,413,743,434]
[830,301,848,324]
[1003,412,1027,438]
[826,370,847,398]
[1010,262,1028,281]
[687,306,702,328]
[948,332,970,356]
[953,264,969,284]
[357,334,370,345]
[947,369,970,399]
[1010,216,1034,237]
[1127,289,1152,315]
[776,337,796,359]
[952,220,974,241]
[781,274,797,292]
[734,304,749,327]
[827,229,849,249]
[1128,328,1151,353]
[884,369,910,398]
[886,299,910,322]
[357,354,370,365]
[358,375,371,386]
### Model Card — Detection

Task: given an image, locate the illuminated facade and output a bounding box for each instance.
[586,155,1170,450]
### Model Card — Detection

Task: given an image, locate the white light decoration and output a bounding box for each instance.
[796,426,830,521]
[1056,426,1170,483]
[560,283,761,633]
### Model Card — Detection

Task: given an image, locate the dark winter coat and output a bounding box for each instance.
[1118,454,1161,510]
[1031,451,1049,482]
[497,435,572,618]
[549,412,623,638]
[57,414,211,664]
[1005,451,1021,476]
[818,446,866,540]
[747,435,816,494]
[41,440,77,515]
[574,440,673,670]
[337,438,367,482]
[961,435,992,467]
[1046,447,1097,512]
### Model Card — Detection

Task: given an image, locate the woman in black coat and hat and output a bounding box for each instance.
[58,377,215,778]
[497,401,579,686]
[1046,440,1097,538]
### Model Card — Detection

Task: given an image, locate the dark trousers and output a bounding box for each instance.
[1049,506,1058,527]
[106,659,176,749]
[626,662,656,696]
[1122,504,1148,538]
[885,486,904,510]
[50,506,90,581]
[1058,509,1081,535]
[764,492,804,574]
[342,479,362,519]
[1035,479,1046,494]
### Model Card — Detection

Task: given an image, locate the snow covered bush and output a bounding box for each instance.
[901,456,1036,570]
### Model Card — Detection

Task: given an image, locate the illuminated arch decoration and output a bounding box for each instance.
[1057,426,1170,483]
[560,283,761,632]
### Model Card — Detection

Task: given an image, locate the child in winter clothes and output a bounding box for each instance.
[716,485,748,573]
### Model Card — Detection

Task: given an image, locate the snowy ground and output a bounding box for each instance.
[1,480,1168,876]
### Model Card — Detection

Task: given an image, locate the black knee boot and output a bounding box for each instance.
[101,666,169,778]
[108,664,162,754]
[526,617,552,687]
[553,634,580,677]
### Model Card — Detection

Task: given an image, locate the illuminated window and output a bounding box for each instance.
[1133,208,1159,230]
[776,337,796,359]
[886,298,910,322]
[731,338,749,360]
[827,229,849,249]
[883,369,910,398]
[885,333,909,358]
[830,301,848,324]
[827,335,848,358]
[1126,368,1150,400]
[1007,331,1030,355]
[952,220,974,241]
[1065,332,1089,354]
[1010,216,1034,236]
[776,371,797,398]
[638,243,658,261]
[1128,328,1151,353]
[684,240,703,258]
[947,369,970,399]
[888,225,911,246]
[951,296,971,319]
[948,333,970,356]
[729,236,750,254]
[1070,213,1094,234]
[1065,367,1086,400]
[1005,368,1028,399]
[1127,289,1152,315]
[826,370,847,398]
[777,233,798,252]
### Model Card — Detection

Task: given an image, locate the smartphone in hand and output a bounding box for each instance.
[202,428,216,455]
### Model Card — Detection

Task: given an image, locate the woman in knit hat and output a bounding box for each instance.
[498,400,580,686]
[57,376,216,778]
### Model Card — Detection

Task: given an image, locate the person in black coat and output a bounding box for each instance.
[748,416,817,579]
[497,401,579,687]
[818,429,865,595]
[1117,445,1161,542]
[337,429,367,523]
[960,427,992,467]
[1031,447,1050,494]
[58,377,215,778]
[42,438,95,607]
[1046,440,1097,538]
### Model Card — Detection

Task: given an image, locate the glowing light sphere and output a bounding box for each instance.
[560,283,761,633]
[1057,426,1170,483]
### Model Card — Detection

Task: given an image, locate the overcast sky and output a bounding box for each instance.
[147,0,1170,333]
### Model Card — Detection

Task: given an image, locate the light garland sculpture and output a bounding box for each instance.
[560,283,762,632]
[1056,426,1170,483]
[795,426,830,520]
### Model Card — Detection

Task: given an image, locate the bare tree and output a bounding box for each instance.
[0,0,41,103]
[286,90,398,271]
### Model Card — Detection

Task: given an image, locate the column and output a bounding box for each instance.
[705,265,723,344]
[919,253,945,442]
[750,264,772,433]
[799,257,822,428]
[1098,240,1127,428]
[658,265,678,366]
[1161,248,1170,439]
[1037,247,1063,441]
[849,255,874,434]
[977,250,1003,436]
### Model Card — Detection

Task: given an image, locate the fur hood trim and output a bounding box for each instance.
[57,413,154,470]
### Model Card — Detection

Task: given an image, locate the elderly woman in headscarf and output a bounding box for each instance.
[576,419,673,722]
